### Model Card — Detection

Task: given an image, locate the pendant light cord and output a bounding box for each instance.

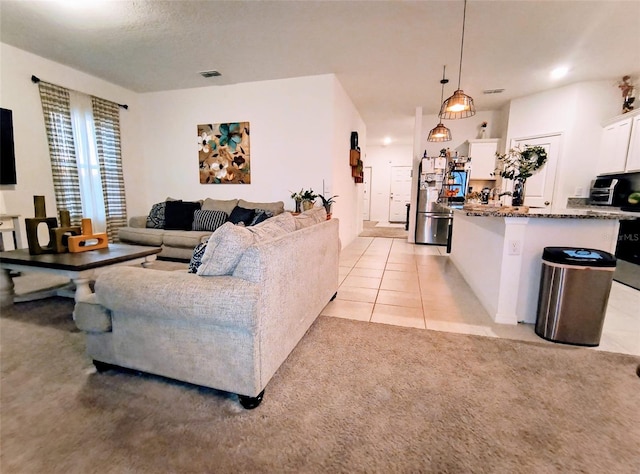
[457,0,467,90]
[440,66,447,103]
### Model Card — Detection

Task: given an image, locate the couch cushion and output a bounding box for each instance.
[227,206,256,226]
[192,209,227,232]
[201,198,238,215]
[118,227,165,246]
[197,222,255,276]
[146,202,166,228]
[238,199,285,216]
[246,212,295,241]
[163,230,212,248]
[164,200,201,230]
[294,207,327,230]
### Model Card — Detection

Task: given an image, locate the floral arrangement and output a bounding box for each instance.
[494,145,548,181]
[290,189,317,202]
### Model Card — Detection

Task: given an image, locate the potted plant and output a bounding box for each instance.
[494,145,548,206]
[300,188,317,211]
[318,194,338,218]
[290,189,303,213]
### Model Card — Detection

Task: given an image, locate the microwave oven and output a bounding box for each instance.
[588,177,629,206]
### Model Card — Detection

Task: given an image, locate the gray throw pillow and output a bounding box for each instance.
[196,223,255,276]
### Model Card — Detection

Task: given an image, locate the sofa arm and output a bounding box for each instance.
[94,266,261,331]
[129,216,147,228]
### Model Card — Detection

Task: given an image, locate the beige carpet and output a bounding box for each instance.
[2,297,639,473]
[359,220,408,238]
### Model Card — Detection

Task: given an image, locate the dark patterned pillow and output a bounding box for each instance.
[146,202,166,228]
[188,240,208,274]
[192,209,227,232]
[226,206,256,226]
[249,209,274,226]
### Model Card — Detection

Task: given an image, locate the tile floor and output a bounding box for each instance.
[321,236,640,356]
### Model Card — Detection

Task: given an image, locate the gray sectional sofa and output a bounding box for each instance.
[118,198,285,260]
[73,208,338,409]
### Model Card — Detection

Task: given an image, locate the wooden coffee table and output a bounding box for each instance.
[0,243,161,306]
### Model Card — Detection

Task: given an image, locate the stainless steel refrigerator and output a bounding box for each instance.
[415,186,452,245]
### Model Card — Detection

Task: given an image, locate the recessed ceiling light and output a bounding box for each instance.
[550,66,569,80]
[383,136,392,146]
[200,70,222,78]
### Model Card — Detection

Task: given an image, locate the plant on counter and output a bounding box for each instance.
[493,145,547,207]
[494,145,548,180]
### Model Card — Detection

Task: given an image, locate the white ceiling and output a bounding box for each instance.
[1,0,639,145]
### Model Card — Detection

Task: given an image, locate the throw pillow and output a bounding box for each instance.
[146,202,167,228]
[227,205,256,226]
[246,212,295,241]
[249,209,274,226]
[188,240,208,274]
[238,199,285,216]
[164,200,202,230]
[197,222,255,276]
[192,209,227,232]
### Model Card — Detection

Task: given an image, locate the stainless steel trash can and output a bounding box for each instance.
[535,247,616,346]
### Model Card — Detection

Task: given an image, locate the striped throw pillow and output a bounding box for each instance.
[192,209,227,232]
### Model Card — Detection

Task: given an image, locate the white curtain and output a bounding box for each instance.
[69,90,107,234]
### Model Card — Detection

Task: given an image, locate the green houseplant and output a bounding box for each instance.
[318,194,338,216]
[494,145,548,206]
[299,188,317,211]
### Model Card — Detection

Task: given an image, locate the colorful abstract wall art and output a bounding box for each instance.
[198,122,250,184]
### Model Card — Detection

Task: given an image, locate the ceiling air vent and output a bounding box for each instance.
[200,70,222,78]
[483,88,505,95]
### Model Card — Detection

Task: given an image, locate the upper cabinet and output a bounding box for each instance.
[456,139,500,180]
[597,109,640,175]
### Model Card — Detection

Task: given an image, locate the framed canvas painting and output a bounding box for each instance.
[198,122,250,184]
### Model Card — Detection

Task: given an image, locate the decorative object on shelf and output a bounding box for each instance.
[50,209,82,253]
[349,131,363,183]
[198,122,251,184]
[290,190,303,213]
[477,121,488,139]
[494,145,548,207]
[25,195,58,255]
[428,66,452,142]
[68,218,109,253]
[300,189,317,211]
[319,194,338,218]
[618,75,636,113]
[439,0,476,119]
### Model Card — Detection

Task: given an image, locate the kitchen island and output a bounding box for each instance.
[446,205,635,325]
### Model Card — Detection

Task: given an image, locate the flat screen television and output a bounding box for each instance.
[1,107,17,185]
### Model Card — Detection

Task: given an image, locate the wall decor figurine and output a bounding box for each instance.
[198,122,251,184]
[618,75,635,113]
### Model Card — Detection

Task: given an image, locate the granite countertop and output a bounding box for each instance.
[438,202,638,219]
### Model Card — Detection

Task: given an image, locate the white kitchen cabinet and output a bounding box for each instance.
[456,139,499,180]
[596,109,640,174]
[625,113,640,172]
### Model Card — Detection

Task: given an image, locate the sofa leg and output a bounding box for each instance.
[93,360,115,373]
[330,292,337,301]
[238,390,264,409]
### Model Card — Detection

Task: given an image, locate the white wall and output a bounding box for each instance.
[505,81,620,210]
[0,43,142,248]
[329,76,366,243]
[364,144,413,223]
[138,73,363,246]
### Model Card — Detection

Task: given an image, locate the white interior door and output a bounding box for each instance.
[363,166,372,221]
[389,166,412,222]
[511,134,561,208]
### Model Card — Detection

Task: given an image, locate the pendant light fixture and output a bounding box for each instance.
[428,66,452,142]
[440,0,476,119]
